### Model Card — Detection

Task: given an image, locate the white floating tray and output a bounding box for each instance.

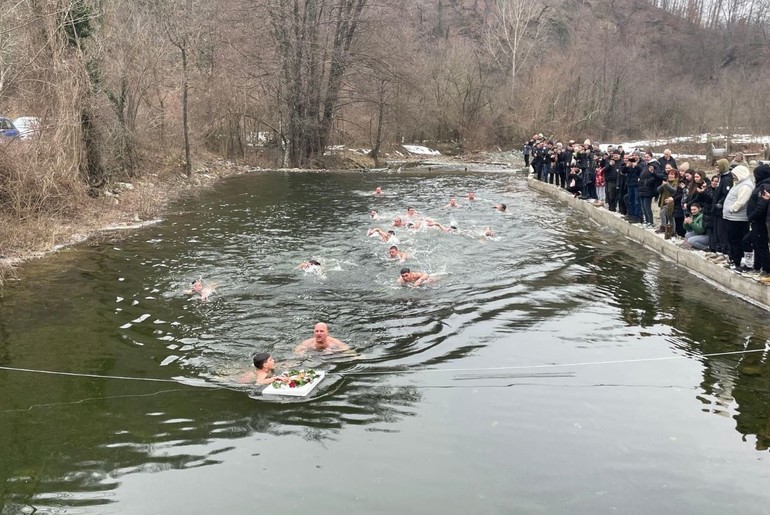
[262,371,326,397]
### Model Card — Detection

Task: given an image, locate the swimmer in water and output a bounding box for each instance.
[239,352,288,385]
[374,186,383,195]
[493,203,507,212]
[405,206,419,218]
[392,216,406,228]
[296,259,321,270]
[185,278,215,301]
[388,245,410,263]
[427,220,457,233]
[445,196,460,208]
[407,220,424,230]
[483,226,494,237]
[398,267,434,286]
[368,228,398,242]
[293,322,350,355]
[370,209,379,219]
[467,191,476,201]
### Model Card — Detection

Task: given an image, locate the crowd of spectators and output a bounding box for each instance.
[524,134,770,283]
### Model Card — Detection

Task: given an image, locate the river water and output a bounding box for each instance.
[1,166,770,514]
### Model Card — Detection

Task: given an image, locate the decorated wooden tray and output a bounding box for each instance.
[262,369,326,397]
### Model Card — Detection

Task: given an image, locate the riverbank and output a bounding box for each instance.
[0,159,257,286]
[527,176,770,312]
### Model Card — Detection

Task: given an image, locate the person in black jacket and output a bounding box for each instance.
[747,164,770,275]
[639,160,666,227]
[711,158,733,254]
[624,153,643,223]
[604,152,621,211]
[658,149,677,171]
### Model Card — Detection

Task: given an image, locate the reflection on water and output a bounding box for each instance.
[1,169,770,513]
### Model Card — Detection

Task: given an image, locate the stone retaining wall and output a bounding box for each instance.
[527,177,770,312]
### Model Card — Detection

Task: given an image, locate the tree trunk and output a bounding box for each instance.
[181,43,192,177]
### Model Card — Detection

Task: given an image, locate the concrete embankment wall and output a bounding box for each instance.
[527,177,770,312]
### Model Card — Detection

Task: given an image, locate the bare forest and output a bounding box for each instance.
[0,0,769,247]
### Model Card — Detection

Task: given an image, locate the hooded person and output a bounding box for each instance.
[723,165,755,268]
[711,158,733,254]
[746,163,770,276]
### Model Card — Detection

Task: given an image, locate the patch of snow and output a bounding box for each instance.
[402,145,441,156]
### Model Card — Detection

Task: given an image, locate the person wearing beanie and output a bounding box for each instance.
[723,165,755,268]
[711,158,733,255]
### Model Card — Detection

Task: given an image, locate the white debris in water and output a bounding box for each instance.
[132,313,151,323]
[160,355,179,366]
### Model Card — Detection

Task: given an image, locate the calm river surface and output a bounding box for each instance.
[2,166,770,514]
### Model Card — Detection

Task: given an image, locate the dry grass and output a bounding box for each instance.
[0,141,249,285]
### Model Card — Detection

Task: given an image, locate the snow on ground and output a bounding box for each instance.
[402,145,442,156]
[598,133,770,162]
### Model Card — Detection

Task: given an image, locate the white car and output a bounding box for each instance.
[13,116,39,139]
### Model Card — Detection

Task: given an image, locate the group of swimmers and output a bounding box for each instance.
[366,188,506,284]
[195,184,508,386]
[239,322,350,385]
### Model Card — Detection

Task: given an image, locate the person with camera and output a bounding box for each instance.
[566,165,583,198]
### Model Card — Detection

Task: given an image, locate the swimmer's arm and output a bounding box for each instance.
[293,342,311,355]
[330,339,350,352]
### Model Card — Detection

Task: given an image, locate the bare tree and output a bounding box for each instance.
[482,0,548,94]
[264,0,369,168]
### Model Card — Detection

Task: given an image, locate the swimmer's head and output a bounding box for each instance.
[388,230,395,235]
[450,225,458,230]
[407,222,414,228]
[252,352,271,370]
[308,260,321,267]
[389,246,399,257]
[400,267,410,276]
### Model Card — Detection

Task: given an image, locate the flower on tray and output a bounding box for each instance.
[272,369,319,389]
